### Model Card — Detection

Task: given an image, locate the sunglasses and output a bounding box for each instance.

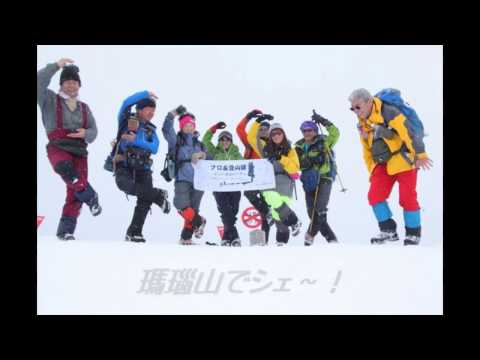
[350,105,362,111]
[220,137,232,142]
[271,131,283,137]
[302,129,315,133]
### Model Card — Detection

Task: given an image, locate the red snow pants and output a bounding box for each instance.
[46,144,88,218]
[367,164,420,211]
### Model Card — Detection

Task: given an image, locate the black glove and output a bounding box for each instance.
[256,114,274,123]
[246,109,263,120]
[175,105,187,116]
[209,121,227,134]
[312,110,332,127]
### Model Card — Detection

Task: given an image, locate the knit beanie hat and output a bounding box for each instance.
[60,65,81,86]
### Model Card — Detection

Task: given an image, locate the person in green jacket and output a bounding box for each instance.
[203,122,244,246]
[294,111,340,246]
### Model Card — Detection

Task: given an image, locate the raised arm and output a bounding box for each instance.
[162,111,178,152]
[117,90,150,122]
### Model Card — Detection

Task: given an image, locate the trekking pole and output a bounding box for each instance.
[334,164,347,193]
[317,118,347,193]
[325,146,347,193]
[308,174,322,235]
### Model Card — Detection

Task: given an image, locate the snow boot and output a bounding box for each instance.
[56,216,77,241]
[125,233,146,243]
[304,232,314,246]
[404,235,420,245]
[193,216,206,239]
[370,231,399,244]
[126,204,150,243]
[404,227,421,245]
[74,183,101,216]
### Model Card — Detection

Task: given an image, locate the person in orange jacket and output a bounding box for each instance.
[349,88,433,245]
[236,109,274,242]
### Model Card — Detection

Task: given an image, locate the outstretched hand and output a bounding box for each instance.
[311,110,332,127]
[210,121,226,134]
[416,157,433,170]
[57,58,75,68]
[121,132,136,142]
[171,105,187,117]
[246,109,263,120]
[256,114,274,123]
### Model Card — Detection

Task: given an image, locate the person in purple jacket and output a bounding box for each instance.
[113,90,171,243]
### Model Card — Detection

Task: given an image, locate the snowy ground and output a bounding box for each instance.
[37,235,442,315]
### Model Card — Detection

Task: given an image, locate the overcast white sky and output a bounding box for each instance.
[37,45,443,245]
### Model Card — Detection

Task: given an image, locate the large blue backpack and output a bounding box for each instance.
[375,88,425,143]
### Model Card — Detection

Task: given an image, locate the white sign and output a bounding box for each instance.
[193,159,275,192]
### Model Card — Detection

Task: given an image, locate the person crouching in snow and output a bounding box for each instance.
[249,120,302,246]
[113,91,170,243]
[37,58,101,241]
[294,112,339,246]
[203,122,244,246]
[162,106,207,245]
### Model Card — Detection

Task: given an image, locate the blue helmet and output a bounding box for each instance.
[300,120,318,133]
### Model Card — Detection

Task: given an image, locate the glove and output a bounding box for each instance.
[191,152,206,164]
[209,121,227,134]
[246,109,263,120]
[312,110,332,127]
[256,114,274,123]
[289,173,300,181]
[175,105,187,116]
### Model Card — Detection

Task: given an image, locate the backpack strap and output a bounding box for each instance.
[79,101,89,129]
[55,94,64,129]
[48,95,68,141]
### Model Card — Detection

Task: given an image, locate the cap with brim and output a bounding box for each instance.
[218,130,233,140]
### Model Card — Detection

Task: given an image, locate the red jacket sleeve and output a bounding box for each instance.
[236,116,250,147]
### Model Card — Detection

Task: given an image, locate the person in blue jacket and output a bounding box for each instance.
[113,90,171,242]
[162,105,208,245]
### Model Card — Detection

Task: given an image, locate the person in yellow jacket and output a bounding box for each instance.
[349,88,433,245]
[248,119,302,246]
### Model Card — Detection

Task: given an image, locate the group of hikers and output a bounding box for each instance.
[37,58,433,246]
